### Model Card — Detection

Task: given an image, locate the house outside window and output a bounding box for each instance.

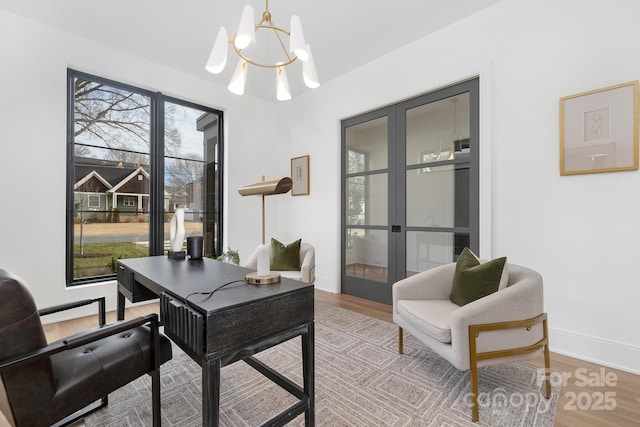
[67,69,223,286]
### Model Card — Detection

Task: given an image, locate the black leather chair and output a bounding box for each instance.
[0,269,172,427]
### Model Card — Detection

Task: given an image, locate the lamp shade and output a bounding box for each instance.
[289,15,309,61]
[205,27,228,74]
[238,177,292,196]
[276,66,292,101]
[228,60,248,95]
[302,44,320,88]
[234,5,255,50]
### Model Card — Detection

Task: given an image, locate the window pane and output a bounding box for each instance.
[74,78,151,154]
[163,102,219,257]
[406,231,454,274]
[345,229,388,283]
[406,93,470,166]
[164,157,205,245]
[72,78,152,281]
[346,173,388,226]
[73,155,151,280]
[346,116,388,172]
[406,231,470,275]
[406,165,455,228]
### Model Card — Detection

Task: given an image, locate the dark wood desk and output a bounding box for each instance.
[116,256,315,427]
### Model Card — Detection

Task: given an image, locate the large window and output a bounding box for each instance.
[66,70,223,286]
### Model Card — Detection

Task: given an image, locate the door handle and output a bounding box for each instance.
[391,225,401,232]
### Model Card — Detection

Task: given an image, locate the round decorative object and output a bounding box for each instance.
[245,271,281,284]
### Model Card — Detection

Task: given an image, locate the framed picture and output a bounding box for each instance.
[291,155,310,196]
[560,81,638,175]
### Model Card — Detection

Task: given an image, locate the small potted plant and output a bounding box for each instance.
[216,247,240,265]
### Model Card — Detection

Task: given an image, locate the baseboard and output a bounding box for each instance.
[549,326,640,375]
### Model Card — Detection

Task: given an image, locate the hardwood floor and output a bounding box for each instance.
[44,290,640,426]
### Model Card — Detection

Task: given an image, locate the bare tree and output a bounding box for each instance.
[73,78,182,160]
[165,154,205,206]
[74,145,91,157]
[166,154,203,186]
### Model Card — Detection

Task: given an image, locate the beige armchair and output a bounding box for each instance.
[392,262,550,422]
[244,242,315,283]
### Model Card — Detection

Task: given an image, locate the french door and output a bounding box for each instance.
[341,78,479,304]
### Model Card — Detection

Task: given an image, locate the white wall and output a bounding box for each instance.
[0,9,277,320]
[274,0,640,373]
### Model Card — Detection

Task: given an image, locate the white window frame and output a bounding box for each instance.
[87,194,100,208]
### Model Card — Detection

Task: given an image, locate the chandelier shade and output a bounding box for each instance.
[235,5,256,50]
[276,65,291,101]
[288,15,309,61]
[228,60,248,95]
[205,0,319,100]
[302,44,319,89]
[205,27,228,74]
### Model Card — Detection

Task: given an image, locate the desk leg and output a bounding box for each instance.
[202,358,221,427]
[117,290,125,321]
[303,321,315,426]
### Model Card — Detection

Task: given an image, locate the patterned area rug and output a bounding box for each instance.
[85,302,559,426]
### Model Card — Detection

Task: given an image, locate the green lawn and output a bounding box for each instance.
[74,242,149,277]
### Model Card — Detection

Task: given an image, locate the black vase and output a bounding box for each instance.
[186,236,203,260]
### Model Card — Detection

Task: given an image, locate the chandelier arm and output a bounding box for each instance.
[272,26,294,63]
[231,24,298,68]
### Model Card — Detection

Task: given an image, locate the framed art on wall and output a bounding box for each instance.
[560,81,638,175]
[291,155,310,195]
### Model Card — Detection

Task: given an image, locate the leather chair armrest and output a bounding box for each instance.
[0,314,159,371]
[39,297,106,326]
[392,263,456,312]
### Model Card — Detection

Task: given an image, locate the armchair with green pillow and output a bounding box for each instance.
[244,238,316,284]
[392,248,551,422]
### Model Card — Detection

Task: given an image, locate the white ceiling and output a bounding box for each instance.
[0,0,503,102]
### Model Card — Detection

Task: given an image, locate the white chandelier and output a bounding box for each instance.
[205,0,320,101]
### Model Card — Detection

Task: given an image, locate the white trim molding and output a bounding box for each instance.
[549,326,640,375]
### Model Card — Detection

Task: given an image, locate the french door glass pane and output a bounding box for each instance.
[406,93,470,166]
[406,231,455,274]
[73,78,151,280]
[346,116,388,172]
[406,165,455,228]
[346,173,388,226]
[163,102,214,254]
[345,229,388,283]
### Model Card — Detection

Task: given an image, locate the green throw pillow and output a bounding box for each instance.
[270,238,301,271]
[450,247,506,306]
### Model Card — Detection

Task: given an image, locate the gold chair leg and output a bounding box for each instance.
[398,327,404,354]
[469,328,480,422]
[470,363,479,421]
[543,317,551,398]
